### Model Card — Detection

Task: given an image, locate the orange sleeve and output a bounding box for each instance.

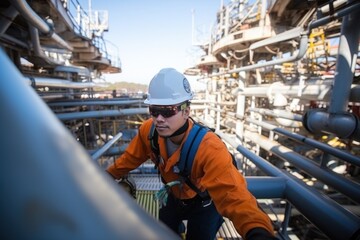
[107,119,153,179]
[192,133,275,237]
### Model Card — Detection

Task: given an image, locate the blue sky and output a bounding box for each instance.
[80,1,226,88]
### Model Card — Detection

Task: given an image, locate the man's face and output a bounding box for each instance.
[149,103,189,137]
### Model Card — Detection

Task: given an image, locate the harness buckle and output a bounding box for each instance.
[201,198,212,208]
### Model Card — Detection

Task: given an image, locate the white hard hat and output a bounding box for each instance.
[144,68,193,105]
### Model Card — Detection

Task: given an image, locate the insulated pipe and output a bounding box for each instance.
[238,81,360,102]
[9,0,73,51]
[246,118,360,167]
[249,107,303,121]
[26,76,106,89]
[229,33,308,75]
[56,108,149,121]
[217,131,360,240]
[48,99,144,107]
[249,108,303,128]
[249,27,304,62]
[91,132,123,161]
[243,129,360,204]
[0,49,178,240]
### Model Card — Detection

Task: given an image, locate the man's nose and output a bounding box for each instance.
[155,114,166,121]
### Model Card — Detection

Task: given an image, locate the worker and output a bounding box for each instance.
[107,68,277,240]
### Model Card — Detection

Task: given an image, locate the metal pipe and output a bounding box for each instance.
[319,0,348,14]
[217,131,360,240]
[329,8,360,113]
[244,129,360,204]
[246,117,360,167]
[245,177,286,199]
[88,145,128,157]
[249,27,303,62]
[234,33,307,74]
[48,99,144,107]
[9,0,73,51]
[29,25,57,65]
[0,5,18,35]
[56,108,149,121]
[26,76,106,89]
[204,31,308,78]
[0,33,28,48]
[0,48,178,240]
[249,108,303,121]
[303,109,360,141]
[91,132,123,161]
[201,1,360,80]
[237,81,360,103]
[308,1,360,30]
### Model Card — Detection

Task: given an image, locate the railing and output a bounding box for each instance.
[61,0,121,69]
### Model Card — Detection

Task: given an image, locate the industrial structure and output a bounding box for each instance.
[1,0,359,239]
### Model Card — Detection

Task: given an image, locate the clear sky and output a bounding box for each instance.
[80,1,226,88]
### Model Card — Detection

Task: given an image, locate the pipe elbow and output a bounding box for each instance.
[303,109,360,141]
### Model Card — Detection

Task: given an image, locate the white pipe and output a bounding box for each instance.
[26,76,108,89]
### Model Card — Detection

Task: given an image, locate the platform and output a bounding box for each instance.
[133,174,242,239]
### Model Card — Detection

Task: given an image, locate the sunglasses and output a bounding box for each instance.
[149,103,187,118]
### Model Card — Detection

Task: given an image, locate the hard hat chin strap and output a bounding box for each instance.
[168,119,189,138]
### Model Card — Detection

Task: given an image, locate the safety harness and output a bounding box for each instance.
[150,119,238,209]
[149,120,210,199]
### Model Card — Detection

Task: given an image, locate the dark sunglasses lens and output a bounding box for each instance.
[149,106,177,118]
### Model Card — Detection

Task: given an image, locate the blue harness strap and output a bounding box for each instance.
[177,123,209,177]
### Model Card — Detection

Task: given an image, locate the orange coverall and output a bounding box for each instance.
[107,118,275,237]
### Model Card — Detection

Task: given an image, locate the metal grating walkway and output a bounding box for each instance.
[132,174,242,240]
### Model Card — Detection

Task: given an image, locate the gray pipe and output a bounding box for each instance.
[0,48,178,240]
[244,130,360,204]
[245,177,286,199]
[246,117,360,167]
[249,27,303,62]
[303,109,360,141]
[249,108,303,121]
[308,1,360,30]
[217,131,360,240]
[205,31,308,78]
[57,108,149,121]
[9,0,73,51]
[91,132,123,161]
[48,99,144,107]
[26,76,106,89]
[29,25,58,65]
[237,81,360,103]
[301,7,360,140]
[0,5,18,35]
[231,33,308,74]
[88,145,128,157]
[329,9,360,113]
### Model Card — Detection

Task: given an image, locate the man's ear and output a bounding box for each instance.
[183,107,190,118]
